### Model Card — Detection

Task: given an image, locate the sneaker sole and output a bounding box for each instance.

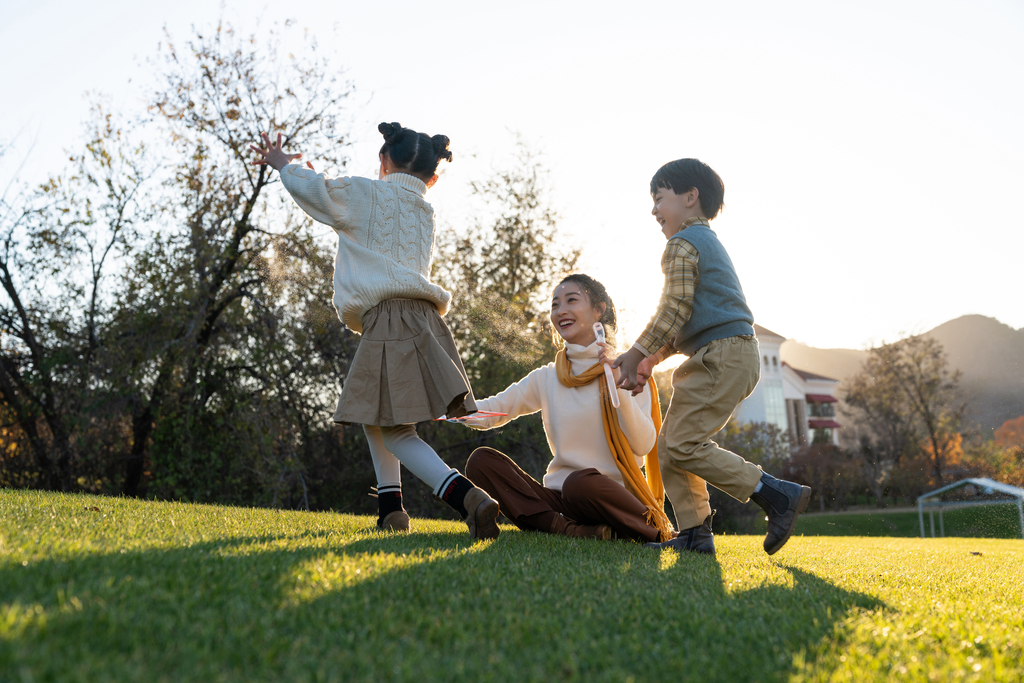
[766,485,812,556]
[470,498,500,540]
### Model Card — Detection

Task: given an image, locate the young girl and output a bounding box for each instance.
[461,274,675,543]
[250,123,500,540]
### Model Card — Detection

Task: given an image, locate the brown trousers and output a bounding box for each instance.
[465,447,660,543]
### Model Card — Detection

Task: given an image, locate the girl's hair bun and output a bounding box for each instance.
[378,122,452,179]
[378,122,403,144]
[431,134,453,163]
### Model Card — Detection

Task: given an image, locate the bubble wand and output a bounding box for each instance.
[593,322,620,409]
[433,410,507,423]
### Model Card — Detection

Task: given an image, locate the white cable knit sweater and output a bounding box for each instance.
[468,341,658,491]
[279,166,452,333]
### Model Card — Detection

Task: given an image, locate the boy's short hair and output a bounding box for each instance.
[650,159,725,219]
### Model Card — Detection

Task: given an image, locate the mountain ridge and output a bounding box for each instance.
[779,315,1024,436]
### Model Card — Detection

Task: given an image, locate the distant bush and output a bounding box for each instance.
[994,416,1024,449]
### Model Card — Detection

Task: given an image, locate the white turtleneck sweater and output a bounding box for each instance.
[468,341,658,491]
[279,166,452,334]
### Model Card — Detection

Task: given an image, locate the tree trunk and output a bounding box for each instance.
[123,405,153,496]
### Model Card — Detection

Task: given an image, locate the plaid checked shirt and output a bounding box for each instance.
[633,217,709,357]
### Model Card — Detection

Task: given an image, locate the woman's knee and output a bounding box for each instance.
[466,447,504,480]
[562,468,603,503]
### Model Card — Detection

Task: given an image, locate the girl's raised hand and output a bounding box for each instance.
[249,132,302,171]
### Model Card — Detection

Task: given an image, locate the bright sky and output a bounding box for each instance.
[4,0,1023,350]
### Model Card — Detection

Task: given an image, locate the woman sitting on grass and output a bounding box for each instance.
[462,274,675,542]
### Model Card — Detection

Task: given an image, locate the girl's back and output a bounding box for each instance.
[279,167,450,332]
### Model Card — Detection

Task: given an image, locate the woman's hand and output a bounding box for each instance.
[249,132,302,171]
[597,342,620,381]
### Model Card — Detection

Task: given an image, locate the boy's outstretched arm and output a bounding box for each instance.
[619,238,698,391]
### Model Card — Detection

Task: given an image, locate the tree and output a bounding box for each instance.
[112,20,355,498]
[0,109,153,491]
[842,353,917,505]
[0,20,361,504]
[995,416,1024,449]
[961,429,1024,489]
[891,336,965,484]
[843,335,965,492]
[433,136,579,398]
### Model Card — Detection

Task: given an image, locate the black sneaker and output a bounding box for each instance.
[643,512,715,556]
[750,474,811,555]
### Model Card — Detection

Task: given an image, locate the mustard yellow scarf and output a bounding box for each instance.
[554,348,674,542]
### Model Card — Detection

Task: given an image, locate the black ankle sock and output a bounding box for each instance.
[438,473,474,518]
[376,484,404,526]
[751,476,788,516]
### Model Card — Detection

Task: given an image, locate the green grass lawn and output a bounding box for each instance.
[795,503,1024,539]
[2,490,1022,683]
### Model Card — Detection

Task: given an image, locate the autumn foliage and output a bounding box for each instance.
[994,416,1024,449]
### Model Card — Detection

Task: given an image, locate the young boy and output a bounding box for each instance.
[612,158,810,556]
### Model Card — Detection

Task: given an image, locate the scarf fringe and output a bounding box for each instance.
[644,506,674,543]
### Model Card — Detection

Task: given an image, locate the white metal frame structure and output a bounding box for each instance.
[917,477,1024,540]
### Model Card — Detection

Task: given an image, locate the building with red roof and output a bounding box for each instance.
[733,324,841,447]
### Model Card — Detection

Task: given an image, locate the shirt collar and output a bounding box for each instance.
[384,172,427,196]
[681,217,710,230]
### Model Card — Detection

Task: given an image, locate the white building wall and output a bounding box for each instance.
[735,333,787,432]
[736,328,842,447]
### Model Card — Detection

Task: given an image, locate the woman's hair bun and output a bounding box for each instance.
[378,122,403,144]
[431,134,453,163]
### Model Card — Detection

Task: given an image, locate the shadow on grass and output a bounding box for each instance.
[1,528,885,683]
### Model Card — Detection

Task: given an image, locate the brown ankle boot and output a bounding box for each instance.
[568,523,612,540]
[550,515,612,540]
[379,510,410,532]
[462,487,500,540]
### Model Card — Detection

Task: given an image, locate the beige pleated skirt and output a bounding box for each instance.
[334,298,477,426]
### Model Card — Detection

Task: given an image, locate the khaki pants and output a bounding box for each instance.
[660,335,765,531]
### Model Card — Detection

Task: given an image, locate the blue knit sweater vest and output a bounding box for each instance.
[671,224,755,356]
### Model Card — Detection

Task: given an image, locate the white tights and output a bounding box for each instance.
[363,424,457,496]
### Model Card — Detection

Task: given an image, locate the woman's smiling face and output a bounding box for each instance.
[550,282,605,346]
